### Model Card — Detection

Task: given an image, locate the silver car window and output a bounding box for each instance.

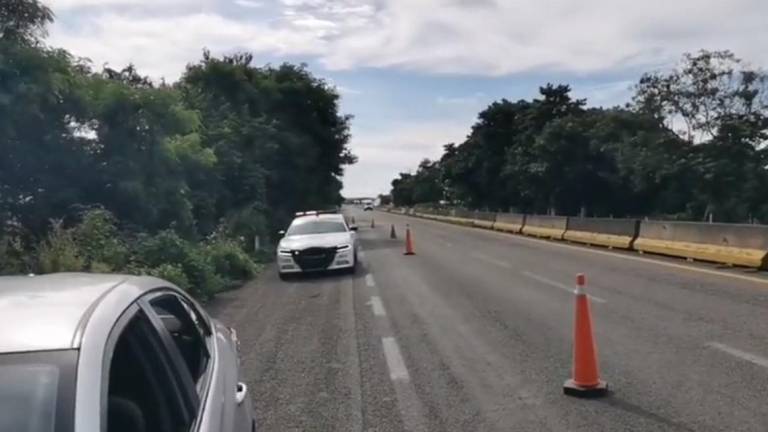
[105,310,194,432]
[0,350,76,432]
[0,364,58,432]
[150,295,211,386]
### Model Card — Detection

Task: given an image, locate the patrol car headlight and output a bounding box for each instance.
[278,249,292,256]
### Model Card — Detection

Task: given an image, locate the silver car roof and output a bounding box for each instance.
[0,273,169,353]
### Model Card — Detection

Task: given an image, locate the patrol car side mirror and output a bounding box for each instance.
[278,230,286,237]
[349,225,358,231]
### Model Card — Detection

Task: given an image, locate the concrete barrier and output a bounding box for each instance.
[522,215,568,239]
[494,213,526,233]
[422,208,441,220]
[472,211,497,229]
[633,221,768,268]
[414,207,436,219]
[444,208,475,226]
[564,218,639,249]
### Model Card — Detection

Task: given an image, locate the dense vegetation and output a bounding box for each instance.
[391,51,768,223]
[0,1,355,298]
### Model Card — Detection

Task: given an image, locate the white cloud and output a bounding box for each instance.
[319,0,768,74]
[45,0,198,9]
[49,13,327,79]
[342,120,469,196]
[49,0,768,80]
[573,81,635,108]
[234,0,264,8]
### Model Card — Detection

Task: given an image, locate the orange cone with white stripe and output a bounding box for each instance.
[404,225,415,255]
[564,273,608,398]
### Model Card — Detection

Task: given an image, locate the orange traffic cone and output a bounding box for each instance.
[564,273,608,398]
[371,218,376,228]
[404,225,415,255]
[390,224,397,239]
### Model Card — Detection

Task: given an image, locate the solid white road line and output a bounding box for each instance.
[382,337,410,381]
[522,271,607,303]
[707,342,768,369]
[369,296,386,316]
[470,251,512,268]
[365,273,375,287]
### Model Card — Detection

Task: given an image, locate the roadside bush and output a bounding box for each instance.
[146,263,191,291]
[207,239,257,281]
[134,230,191,267]
[0,233,28,274]
[135,230,223,300]
[73,209,129,271]
[36,220,85,273]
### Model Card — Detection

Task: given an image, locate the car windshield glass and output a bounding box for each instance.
[287,220,347,236]
[0,350,76,432]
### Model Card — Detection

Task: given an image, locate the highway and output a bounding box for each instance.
[211,207,768,431]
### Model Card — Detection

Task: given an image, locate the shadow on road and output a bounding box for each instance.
[359,237,402,252]
[595,395,696,432]
[284,268,361,284]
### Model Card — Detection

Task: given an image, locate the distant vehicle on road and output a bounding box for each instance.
[0,273,254,432]
[363,203,374,211]
[277,211,359,279]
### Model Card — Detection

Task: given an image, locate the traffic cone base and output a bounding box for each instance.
[563,379,608,398]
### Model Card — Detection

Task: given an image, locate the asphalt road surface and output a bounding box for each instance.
[210,207,768,432]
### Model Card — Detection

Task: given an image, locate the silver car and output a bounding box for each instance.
[0,273,254,432]
[277,212,359,279]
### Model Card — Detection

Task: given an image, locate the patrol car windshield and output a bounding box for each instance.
[286,220,347,236]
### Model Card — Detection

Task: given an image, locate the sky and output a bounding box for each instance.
[45,0,768,198]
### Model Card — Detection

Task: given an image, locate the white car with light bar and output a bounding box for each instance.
[277,211,359,279]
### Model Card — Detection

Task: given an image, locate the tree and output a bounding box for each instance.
[0,43,93,235]
[179,52,355,237]
[0,0,53,44]
[391,173,415,207]
[634,50,768,220]
[377,194,392,206]
[437,84,585,212]
[634,50,768,143]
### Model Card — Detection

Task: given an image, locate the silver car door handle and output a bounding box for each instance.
[235,382,248,405]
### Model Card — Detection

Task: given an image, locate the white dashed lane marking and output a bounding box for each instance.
[470,251,512,268]
[369,296,386,316]
[522,271,607,303]
[707,342,768,369]
[382,337,411,381]
[365,273,375,287]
